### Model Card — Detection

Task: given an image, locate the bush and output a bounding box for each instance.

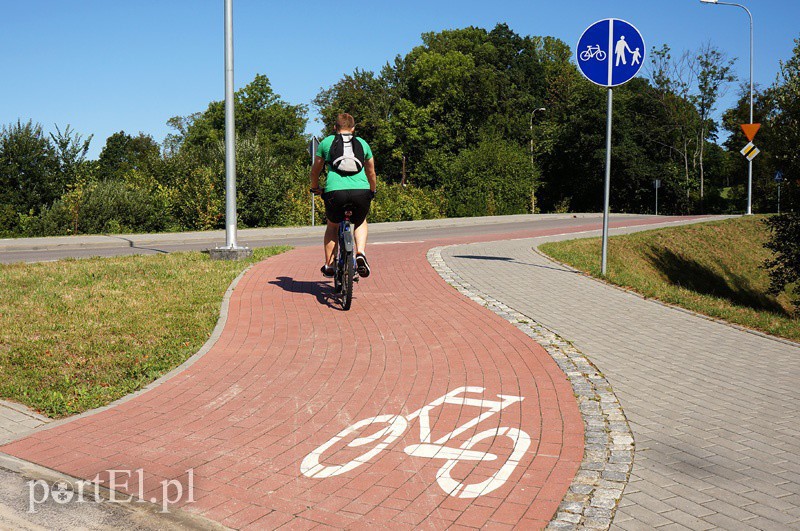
[170,166,224,231]
[23,180,170,236]
[370,182,446,222]
[441,138,538,218]
[764,212,800,312]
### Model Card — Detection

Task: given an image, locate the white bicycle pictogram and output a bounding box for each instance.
[579,44,607,62]
[301,386,531,499]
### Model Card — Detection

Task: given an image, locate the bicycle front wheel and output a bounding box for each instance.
[341,250,354,310]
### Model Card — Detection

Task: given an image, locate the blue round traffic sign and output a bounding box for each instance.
[576,19,645,87]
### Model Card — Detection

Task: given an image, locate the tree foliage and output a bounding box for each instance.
[763,36,800,311]
[1,27,797,239]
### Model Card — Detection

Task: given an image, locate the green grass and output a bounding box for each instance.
[540,216,799,342]
[0,247,289,418]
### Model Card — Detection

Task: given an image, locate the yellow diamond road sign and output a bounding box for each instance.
[740,142,760,161]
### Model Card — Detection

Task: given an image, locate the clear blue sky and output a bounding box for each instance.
[1,1,797,159]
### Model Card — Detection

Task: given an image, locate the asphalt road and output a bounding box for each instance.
[0,213,652,264]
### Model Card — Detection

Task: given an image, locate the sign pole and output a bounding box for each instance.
[576,18,644,277]
[655,180,659,216]
[601,88,612,276]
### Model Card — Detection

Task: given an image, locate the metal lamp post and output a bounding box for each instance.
[529,108,546,213]
[701,0,754,215]
[210,0,252,260]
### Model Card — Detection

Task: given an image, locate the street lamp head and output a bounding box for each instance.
[536,107,546,112]
[700,0,719,4]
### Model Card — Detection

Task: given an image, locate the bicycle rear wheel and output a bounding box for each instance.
[341,250,354,310]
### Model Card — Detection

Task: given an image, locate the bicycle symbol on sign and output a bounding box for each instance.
[301,386,531,499]
[579,44,607,62]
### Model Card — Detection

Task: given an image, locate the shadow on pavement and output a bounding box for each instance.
[452,255,515,261]
[269,276,342,310]
[452,254,579,274]
[645,246,788,315]
[105,235,169,254]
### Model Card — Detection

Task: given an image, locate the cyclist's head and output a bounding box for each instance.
[334,113,355,133]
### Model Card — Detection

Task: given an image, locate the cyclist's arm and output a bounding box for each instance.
[365,157,377,192]
[310,156,325,191]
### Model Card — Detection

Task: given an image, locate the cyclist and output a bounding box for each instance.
[310,113,377,278]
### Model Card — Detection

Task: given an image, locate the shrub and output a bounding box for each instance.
[764,213,800,312]
[370,182,446,222]
[442,138,538,218]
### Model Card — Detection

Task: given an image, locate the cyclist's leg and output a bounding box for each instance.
[324,220,338,266]
[323,192,346,273]
[354,220,368,256]
[346,189,373,275]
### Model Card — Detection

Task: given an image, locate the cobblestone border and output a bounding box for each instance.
[428,245,634,530]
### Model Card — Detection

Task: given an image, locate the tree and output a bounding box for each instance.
[96,131,160,181]
[181,74,307,165]
[0,120,59,232]
[763,35,800,312]
[50,124,93,191]
[646,44,702,204]
[442,138,536,218]
[691,43,736,201]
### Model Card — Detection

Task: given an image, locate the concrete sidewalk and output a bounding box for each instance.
[438,228,800,530]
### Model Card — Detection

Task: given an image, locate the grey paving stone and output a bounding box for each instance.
[657,509,716,530]
[701,512,758,530]
[435,228,800,531]
[617,504,673,528]
[0,401,49,443]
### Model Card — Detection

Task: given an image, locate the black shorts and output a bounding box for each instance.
[323,189,373,227]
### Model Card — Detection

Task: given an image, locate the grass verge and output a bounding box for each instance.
[0,247,289,418]
[539,216,798,342]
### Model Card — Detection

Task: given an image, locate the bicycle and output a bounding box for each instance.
[300,386,531,499]
[333,204,357,311]
[311,188,357,311]
[579,44,607,62]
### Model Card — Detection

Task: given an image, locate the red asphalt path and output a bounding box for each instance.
[0,218,678,529]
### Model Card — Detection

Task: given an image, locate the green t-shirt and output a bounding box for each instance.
[316,134,373,192]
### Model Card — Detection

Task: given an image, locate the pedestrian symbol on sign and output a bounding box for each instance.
[576,19,646,87]
[615,36,632,66]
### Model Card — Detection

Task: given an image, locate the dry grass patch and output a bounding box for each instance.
[0,247,289,417]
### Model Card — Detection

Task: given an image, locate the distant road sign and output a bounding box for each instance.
[741,123,761,141]
[774,170,784,183]
[740,142,760,161]
[307,136,320,161]
[576,19,645,87]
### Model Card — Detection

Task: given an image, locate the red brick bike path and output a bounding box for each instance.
[0,219,676,529]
